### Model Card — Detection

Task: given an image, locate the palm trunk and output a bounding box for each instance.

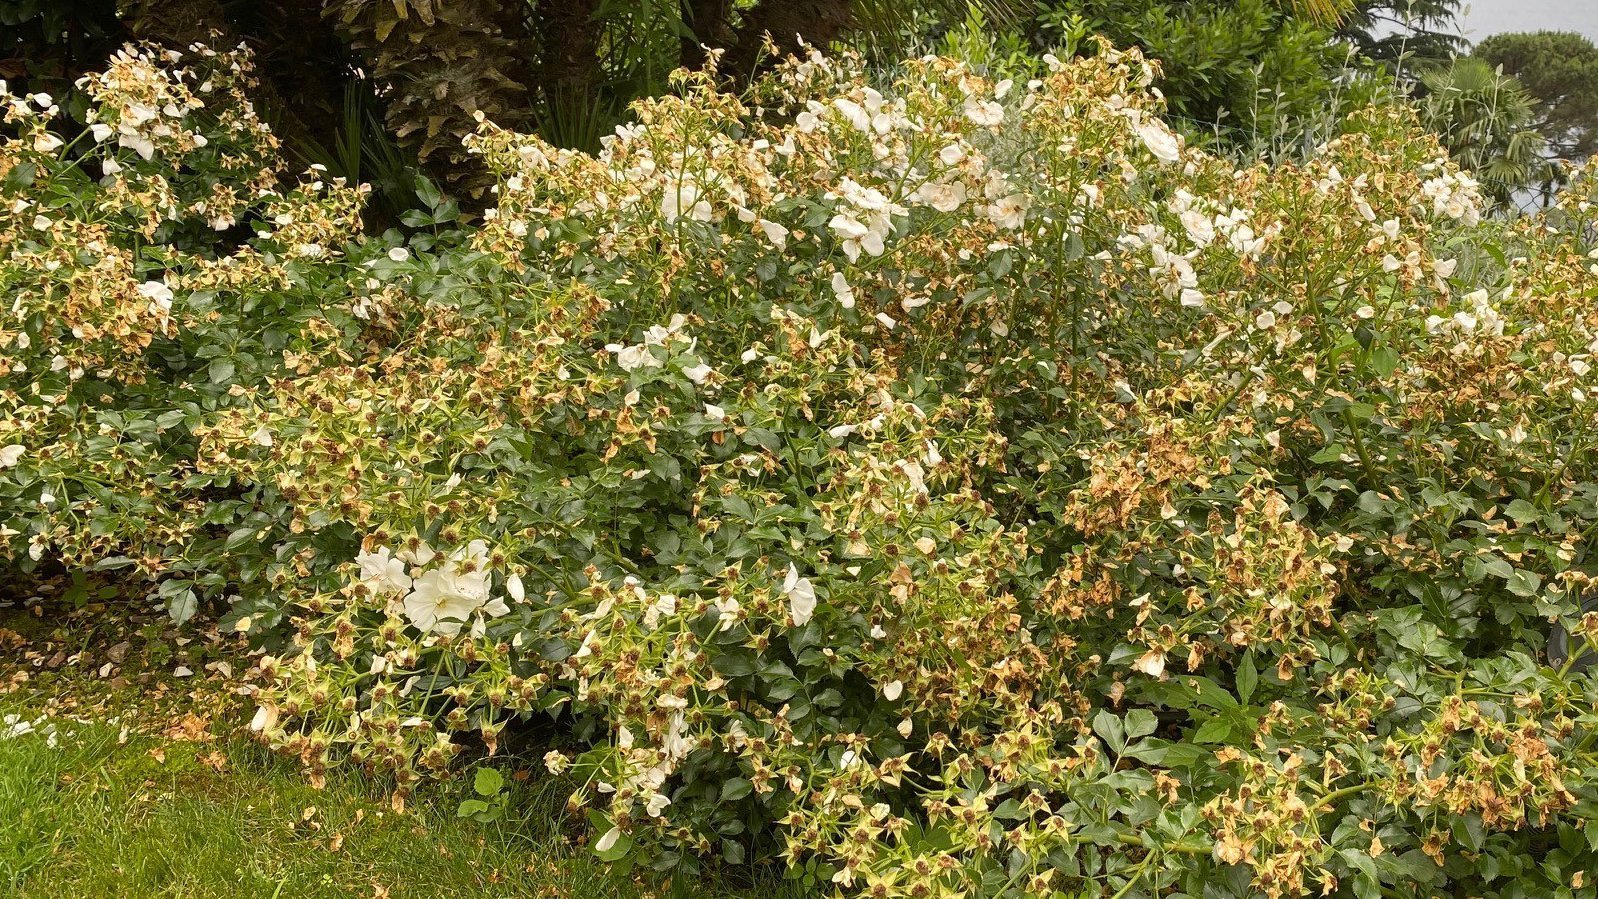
[724,0,853,81]
[535,0,604,100]
[680,0,735,70]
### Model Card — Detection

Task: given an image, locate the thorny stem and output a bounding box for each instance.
[1343,408,1380,491]
[1556,631,1592,680]
[1202,367,1257,426]
[1310,781,1374,814]
[1328,613,1360,658]
[1110,829,1210,856]
[1107,853,1154,899]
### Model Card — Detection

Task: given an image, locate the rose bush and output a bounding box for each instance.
[6,38,1598,899]
[0,41,379,616]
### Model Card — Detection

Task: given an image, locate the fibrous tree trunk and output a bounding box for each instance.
[722,0,854,81]
[535,0,604,98]
[679,0,735,70]
[327,0,541,186]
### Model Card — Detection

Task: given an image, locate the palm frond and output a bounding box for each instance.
[1284,0,1355,27]
[845,0,1030,59]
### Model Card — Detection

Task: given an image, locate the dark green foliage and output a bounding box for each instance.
[1475,30,1598,160]
[1338,0,1464,67]
[1033,0,1355,144]
[0,0,122,98]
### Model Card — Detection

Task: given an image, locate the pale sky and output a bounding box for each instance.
[1455,0,1598,44]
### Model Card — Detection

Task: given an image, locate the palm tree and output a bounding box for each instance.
[1416,57,1553,207]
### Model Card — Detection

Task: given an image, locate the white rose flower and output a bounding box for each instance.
[397,540,436,566]
[829,213,870,261]
[357,546,412,596]
[450,538,491,570]
[0,445,24,468]
[963,97,1004,127]
[830,272,856,309]
[757,219,788,249]
[913,180,967,213]
[986,195,1027,229]
[403,568,487,635]
[832,97,871,131]
[783,563,817,626]
[1135,119,1181,164]
[608,343,658,372]
[249,705,278,733]
[899,459,926,493]
[1133,650,1167,678]
[119,130,156,161]
[1179,209,1214,247]
[137,280,174,316]
[661,181,699,223]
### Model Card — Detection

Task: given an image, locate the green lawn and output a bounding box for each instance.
[0,607,804,899]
